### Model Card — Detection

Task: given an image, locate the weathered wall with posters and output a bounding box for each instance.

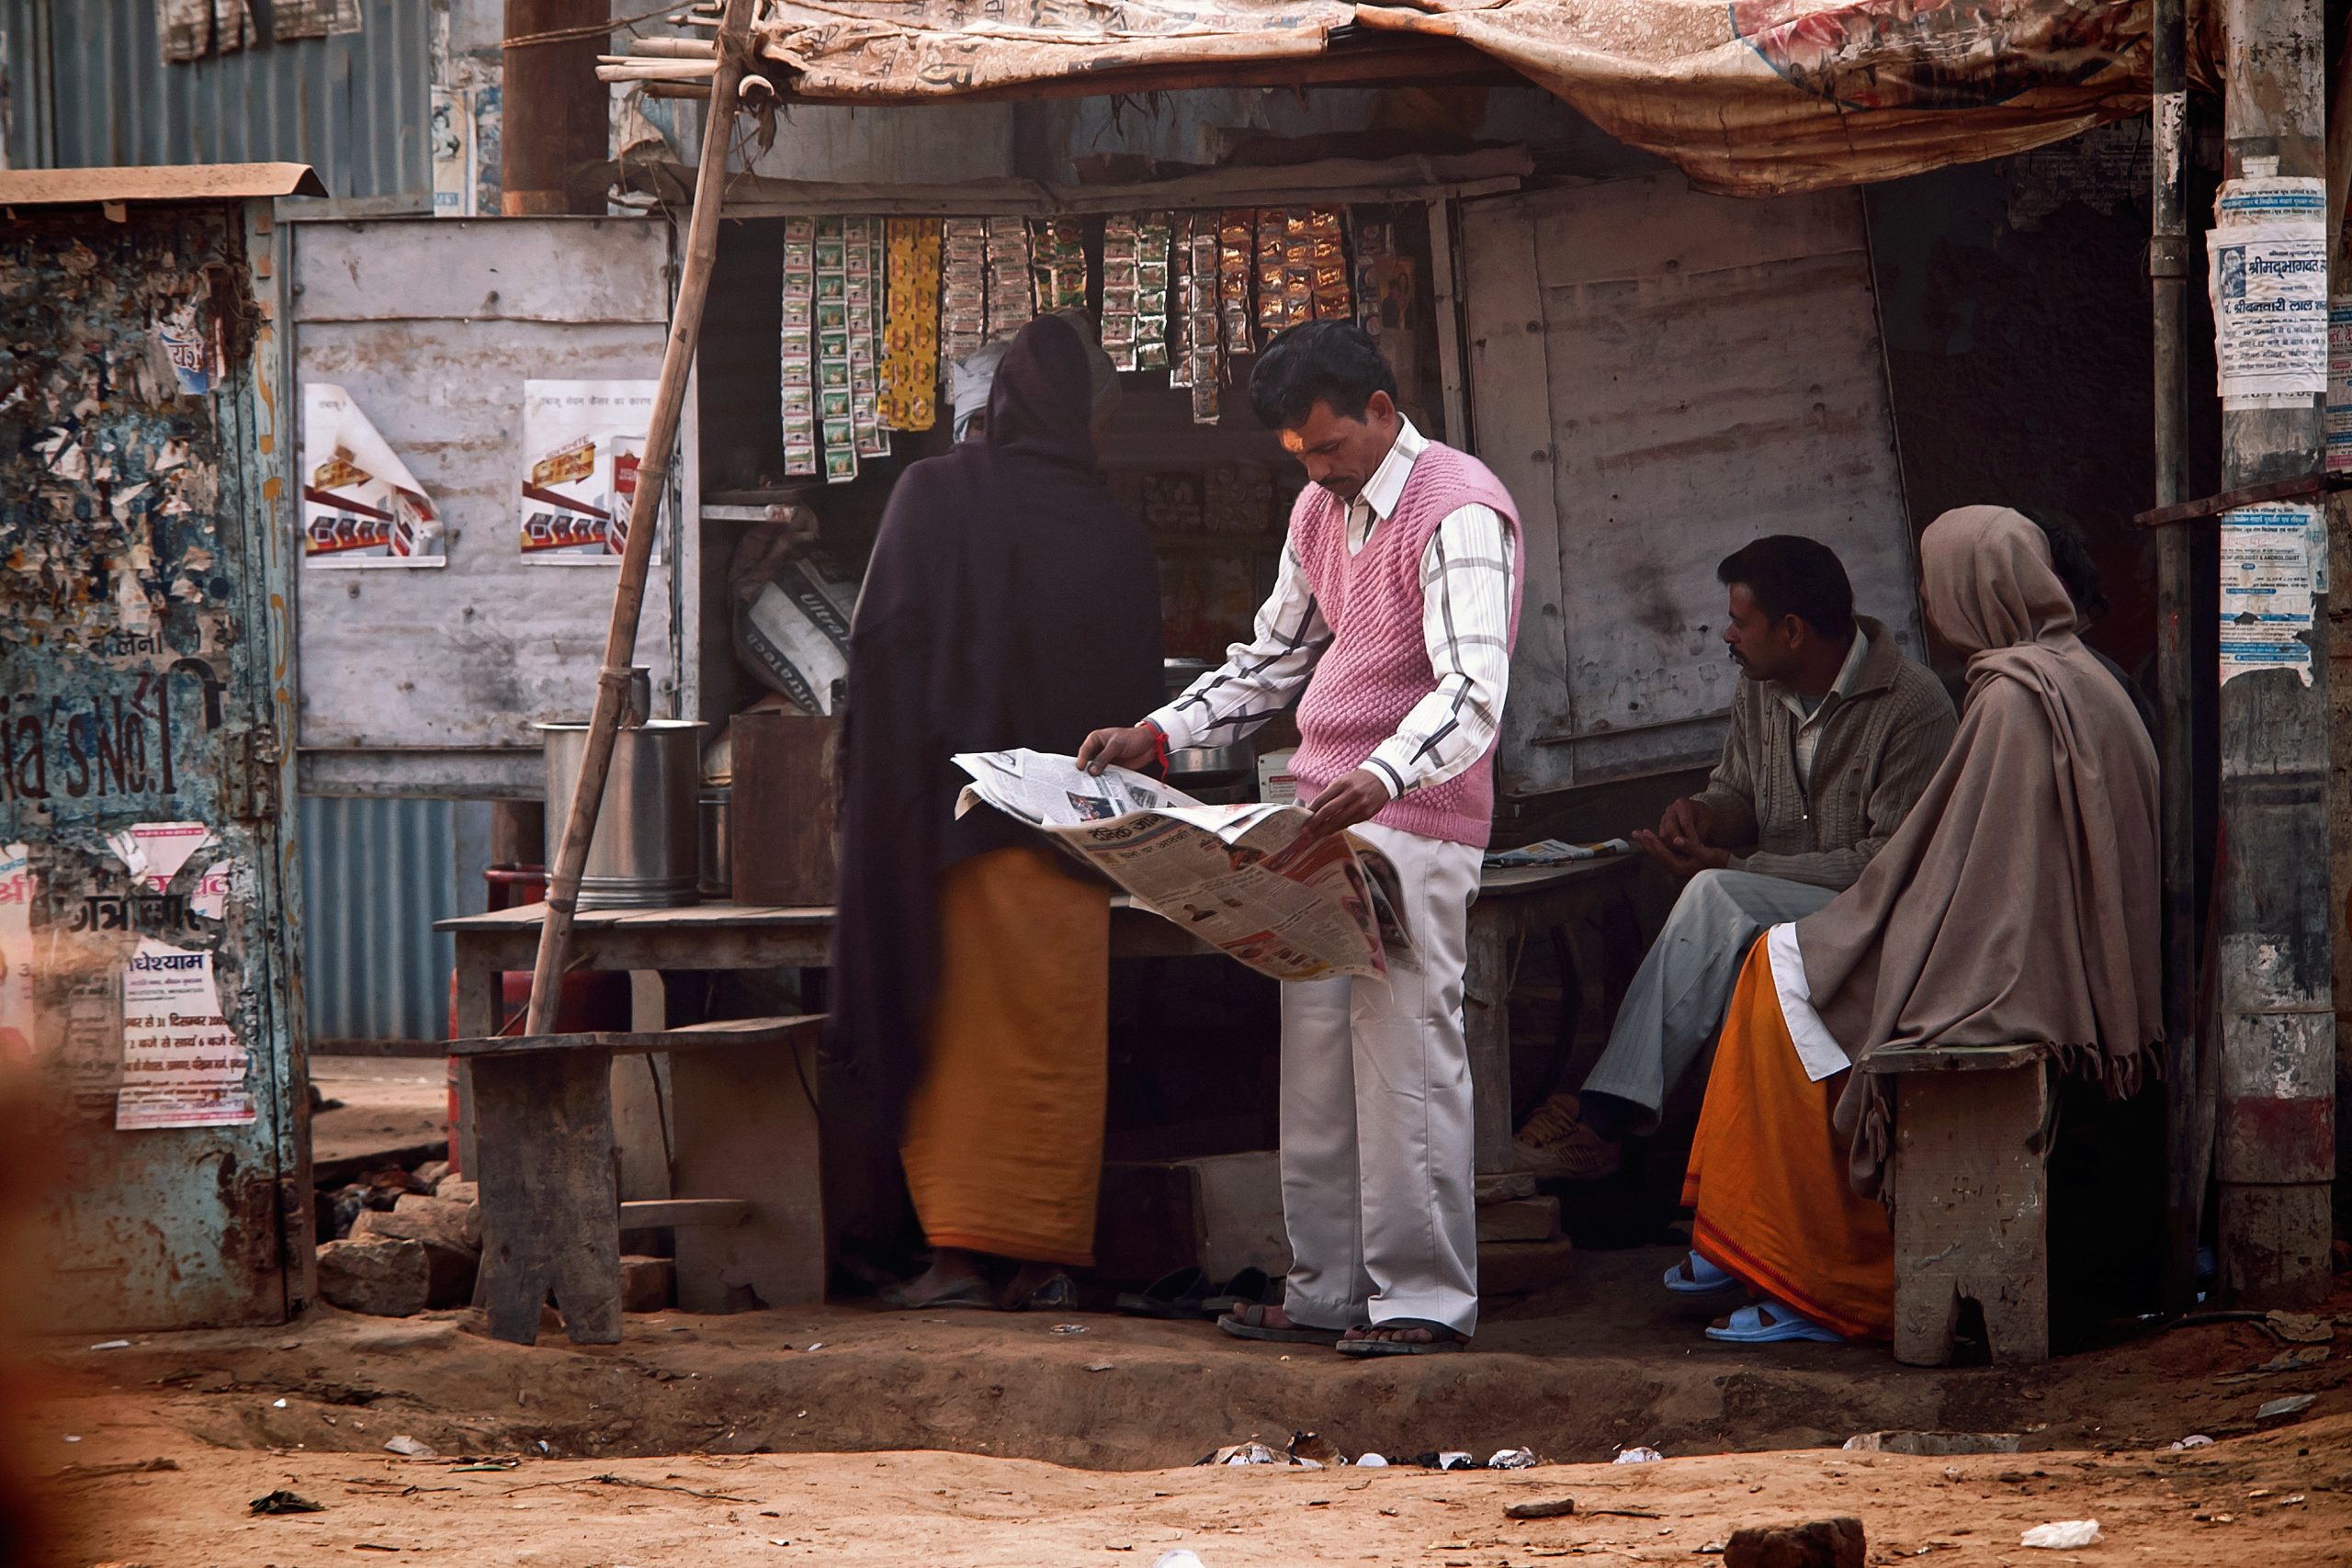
[1865,113,2224,687]
[0,197,306,1329]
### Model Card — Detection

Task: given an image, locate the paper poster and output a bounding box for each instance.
[0,844,32,1066]
[2219,503,2319,686]
[2328,297,2352,473]
[114,940,250,1130]
[2210,175,2329,410]
[431,85,472,218]
[300,383,446,567]
[154,303,216,396]
[518,380,662,564]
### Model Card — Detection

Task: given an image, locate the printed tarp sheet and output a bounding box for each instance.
[740,0,2173,195]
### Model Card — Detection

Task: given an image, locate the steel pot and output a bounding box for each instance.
[537,718,706,909]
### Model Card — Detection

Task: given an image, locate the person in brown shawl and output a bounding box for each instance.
[829,312,1163,1311]
[1674,505,2161,1343]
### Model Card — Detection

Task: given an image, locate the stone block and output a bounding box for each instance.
[316,1237,430,1317]
[620,1254,675,1314]
[352,1195,481,1306]
[1724,1517,1864,1568]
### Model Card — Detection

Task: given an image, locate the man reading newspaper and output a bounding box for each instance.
[1080,321,1521,1357]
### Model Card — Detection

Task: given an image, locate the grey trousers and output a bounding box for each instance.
[1578,868,1838,1134]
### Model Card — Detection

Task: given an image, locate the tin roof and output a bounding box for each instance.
[0,162,327,207]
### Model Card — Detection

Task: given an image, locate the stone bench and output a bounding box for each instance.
[1867,1041,2056,1366]
[447,1014,824,1346]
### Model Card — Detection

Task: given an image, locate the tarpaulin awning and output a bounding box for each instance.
[605,0,2168,196]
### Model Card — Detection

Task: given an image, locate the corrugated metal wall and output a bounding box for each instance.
[7,0,430,210]
[300,795,460,1045]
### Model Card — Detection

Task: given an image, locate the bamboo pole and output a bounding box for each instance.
[524,0,758,1034]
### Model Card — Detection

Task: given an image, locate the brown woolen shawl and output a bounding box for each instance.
[1793,505,2163,1196]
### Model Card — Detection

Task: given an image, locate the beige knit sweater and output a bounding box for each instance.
[1688,616,1958,891]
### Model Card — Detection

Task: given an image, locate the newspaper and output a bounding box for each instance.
[953,750,1411,982]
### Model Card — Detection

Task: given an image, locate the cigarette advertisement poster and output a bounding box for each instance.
[300,383,446,567]
[2210,175,2329,410]
[2219,502,2320,687]
[518,380,662,564]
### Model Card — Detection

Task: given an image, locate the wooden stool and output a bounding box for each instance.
[449,1015,824,1346]
[1869,1042,2055,1367]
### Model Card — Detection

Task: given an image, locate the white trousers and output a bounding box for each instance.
[1278,820,1483,1337]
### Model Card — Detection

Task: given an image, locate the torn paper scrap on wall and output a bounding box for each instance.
[0,844,32,1066]
[301,383,447,568]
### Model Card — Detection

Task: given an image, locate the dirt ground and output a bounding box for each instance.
[309,1056,450,1173]
[12,1258,2350,1566]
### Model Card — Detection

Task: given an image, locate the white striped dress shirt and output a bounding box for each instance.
[1148,417,1515,800]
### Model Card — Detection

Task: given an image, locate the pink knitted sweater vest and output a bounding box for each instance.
[1289,441,1522,846]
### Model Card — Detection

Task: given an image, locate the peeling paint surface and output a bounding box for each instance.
[0,200,301,1330]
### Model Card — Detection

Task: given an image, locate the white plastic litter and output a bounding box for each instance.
[1215,1442,1283,1466]
[2020,1521,2101,1550]
[2168,1435,2214,1450]
[1614,1447,1665,1464]
[1155,1553,1207,1568]
[1051,1323,1088,1336]
[1435,1452,1473,1471]
[88,1340,130,1351]
[271,1398,288,1408]
[383,1435,438,1458]
[1354,1453,1388,1468]
[1488,1449,1538,1470]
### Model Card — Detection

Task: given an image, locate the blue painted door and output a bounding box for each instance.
[0,195,306,1329]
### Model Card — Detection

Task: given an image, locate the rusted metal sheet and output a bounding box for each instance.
[288,216,694,798]
[1462,174,1919,797]
[0,163,328,204]
[0,190,307,1329]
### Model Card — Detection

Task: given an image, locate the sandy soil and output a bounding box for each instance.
[310,1056,449,1171]
[23,1409,2352,1567]
[11,1261,2349,1566]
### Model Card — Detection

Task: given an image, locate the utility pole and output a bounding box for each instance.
[2150,0,2199,1314]
[2213,0,2335,1305]
[503,0,613,215]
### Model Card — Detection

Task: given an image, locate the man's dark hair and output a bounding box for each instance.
[2019,508,2109,624]
[1716,535,1856,643]
[1248,321,1399,429]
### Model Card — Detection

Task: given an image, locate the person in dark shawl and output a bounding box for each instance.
[1672,505,2161,1344]
[828,311,1163,1311]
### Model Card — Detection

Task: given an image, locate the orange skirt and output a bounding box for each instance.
[899,845,1109,1266]
[1681,942,1894,1340]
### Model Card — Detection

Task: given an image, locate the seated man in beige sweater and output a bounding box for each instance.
[1516,536,1957,1184]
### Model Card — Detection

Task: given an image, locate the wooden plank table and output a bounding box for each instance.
[435,855,1641,1292]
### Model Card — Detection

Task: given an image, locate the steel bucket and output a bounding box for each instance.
[537,718,706,909]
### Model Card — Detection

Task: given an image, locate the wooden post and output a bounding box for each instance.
[2325,27,2352,1292]
[503,0,616,215]
[2213,0,2335,1306]
[2150,0,2202,1314]
[525,0,757,1035]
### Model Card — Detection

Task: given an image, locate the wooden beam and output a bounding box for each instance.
[447,1014,824,1058]
[619,1199,754,1229]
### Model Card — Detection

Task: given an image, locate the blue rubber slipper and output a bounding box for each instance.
[1663,1250,1740,1296]
[1703,1302,1844,1345]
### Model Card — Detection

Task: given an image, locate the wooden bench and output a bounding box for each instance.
[447,1014,825,1346]
[1868,1042,2056,1367]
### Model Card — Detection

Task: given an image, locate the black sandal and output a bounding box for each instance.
[1335,1317,1468,1356]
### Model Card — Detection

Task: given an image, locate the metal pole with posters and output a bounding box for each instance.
[2211,0,2335,1305]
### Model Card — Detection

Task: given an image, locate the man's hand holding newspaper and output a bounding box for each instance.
[952,750,1413,982]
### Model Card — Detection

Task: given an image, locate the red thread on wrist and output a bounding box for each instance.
[1141,718,1170,773]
